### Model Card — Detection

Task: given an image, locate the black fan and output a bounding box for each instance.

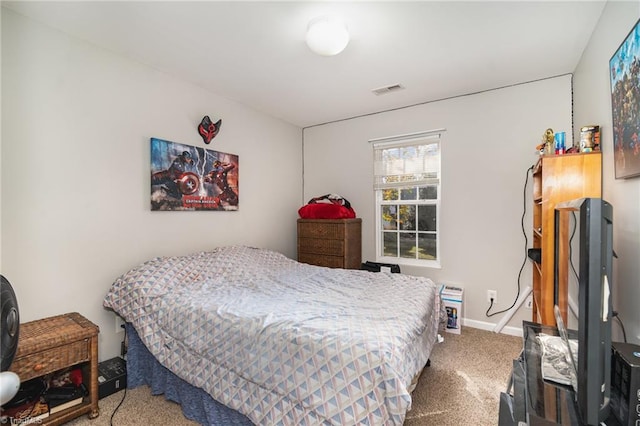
[1,274,21,405]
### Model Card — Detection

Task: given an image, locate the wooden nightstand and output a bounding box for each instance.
[297,218,362,269]
[9,312,100,425]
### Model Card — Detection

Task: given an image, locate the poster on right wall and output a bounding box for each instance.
[610,18,640,179]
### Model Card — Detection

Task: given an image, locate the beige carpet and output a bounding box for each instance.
[67,327,522,426]
[404,327,522,425]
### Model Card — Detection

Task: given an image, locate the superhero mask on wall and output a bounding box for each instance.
[198,115,222,144]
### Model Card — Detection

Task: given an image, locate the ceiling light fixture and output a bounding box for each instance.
[305,16,349,56]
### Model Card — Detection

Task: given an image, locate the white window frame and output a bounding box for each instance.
[370,129,444,269]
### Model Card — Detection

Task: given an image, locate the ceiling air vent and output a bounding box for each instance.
[371,83,405,96]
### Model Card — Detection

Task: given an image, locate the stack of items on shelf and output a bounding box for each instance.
[0,385,49,424]
[0,368,87,424]
[535,126,600,156]
[45,368,87,415]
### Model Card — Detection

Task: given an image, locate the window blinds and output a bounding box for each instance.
[372,131,442,190]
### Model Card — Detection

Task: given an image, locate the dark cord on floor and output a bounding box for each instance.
[110,326,128,426]
[486,165,533,317]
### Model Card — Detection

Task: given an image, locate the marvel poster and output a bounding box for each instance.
[610,18,640,179]
[150,138,239,211]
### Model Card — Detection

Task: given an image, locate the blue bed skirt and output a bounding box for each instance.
[125,323,254,425]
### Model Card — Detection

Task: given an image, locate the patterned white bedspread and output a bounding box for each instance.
[104,246,441,425]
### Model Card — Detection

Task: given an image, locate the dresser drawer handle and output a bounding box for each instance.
[33,364,44,372]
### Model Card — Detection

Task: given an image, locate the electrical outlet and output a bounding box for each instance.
[115,315,124,333]
[487,290,497,303]
[525,295,533,309]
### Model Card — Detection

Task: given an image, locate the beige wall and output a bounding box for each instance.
[573,0,640,344]
[1,10,303,360]
[302,75,573,334]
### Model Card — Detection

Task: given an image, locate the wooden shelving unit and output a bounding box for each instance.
[530,152,602,325]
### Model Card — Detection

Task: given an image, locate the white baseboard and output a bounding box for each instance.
[461,318,523,337]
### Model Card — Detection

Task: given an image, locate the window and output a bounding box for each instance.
[371,130,443,268]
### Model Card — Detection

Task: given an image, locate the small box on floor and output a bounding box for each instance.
[439,284,463,335]
[98,356,127,399]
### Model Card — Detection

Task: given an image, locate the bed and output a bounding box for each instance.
[103,245,443,425]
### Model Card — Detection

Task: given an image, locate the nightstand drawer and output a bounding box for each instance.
[11,339,89,381]
[298,253,344,268]
[298,238,344,256]
[298,222,345,239]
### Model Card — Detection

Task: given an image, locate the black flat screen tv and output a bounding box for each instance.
[554,197,613,425]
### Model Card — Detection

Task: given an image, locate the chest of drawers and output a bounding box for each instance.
[297,218,362,269]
